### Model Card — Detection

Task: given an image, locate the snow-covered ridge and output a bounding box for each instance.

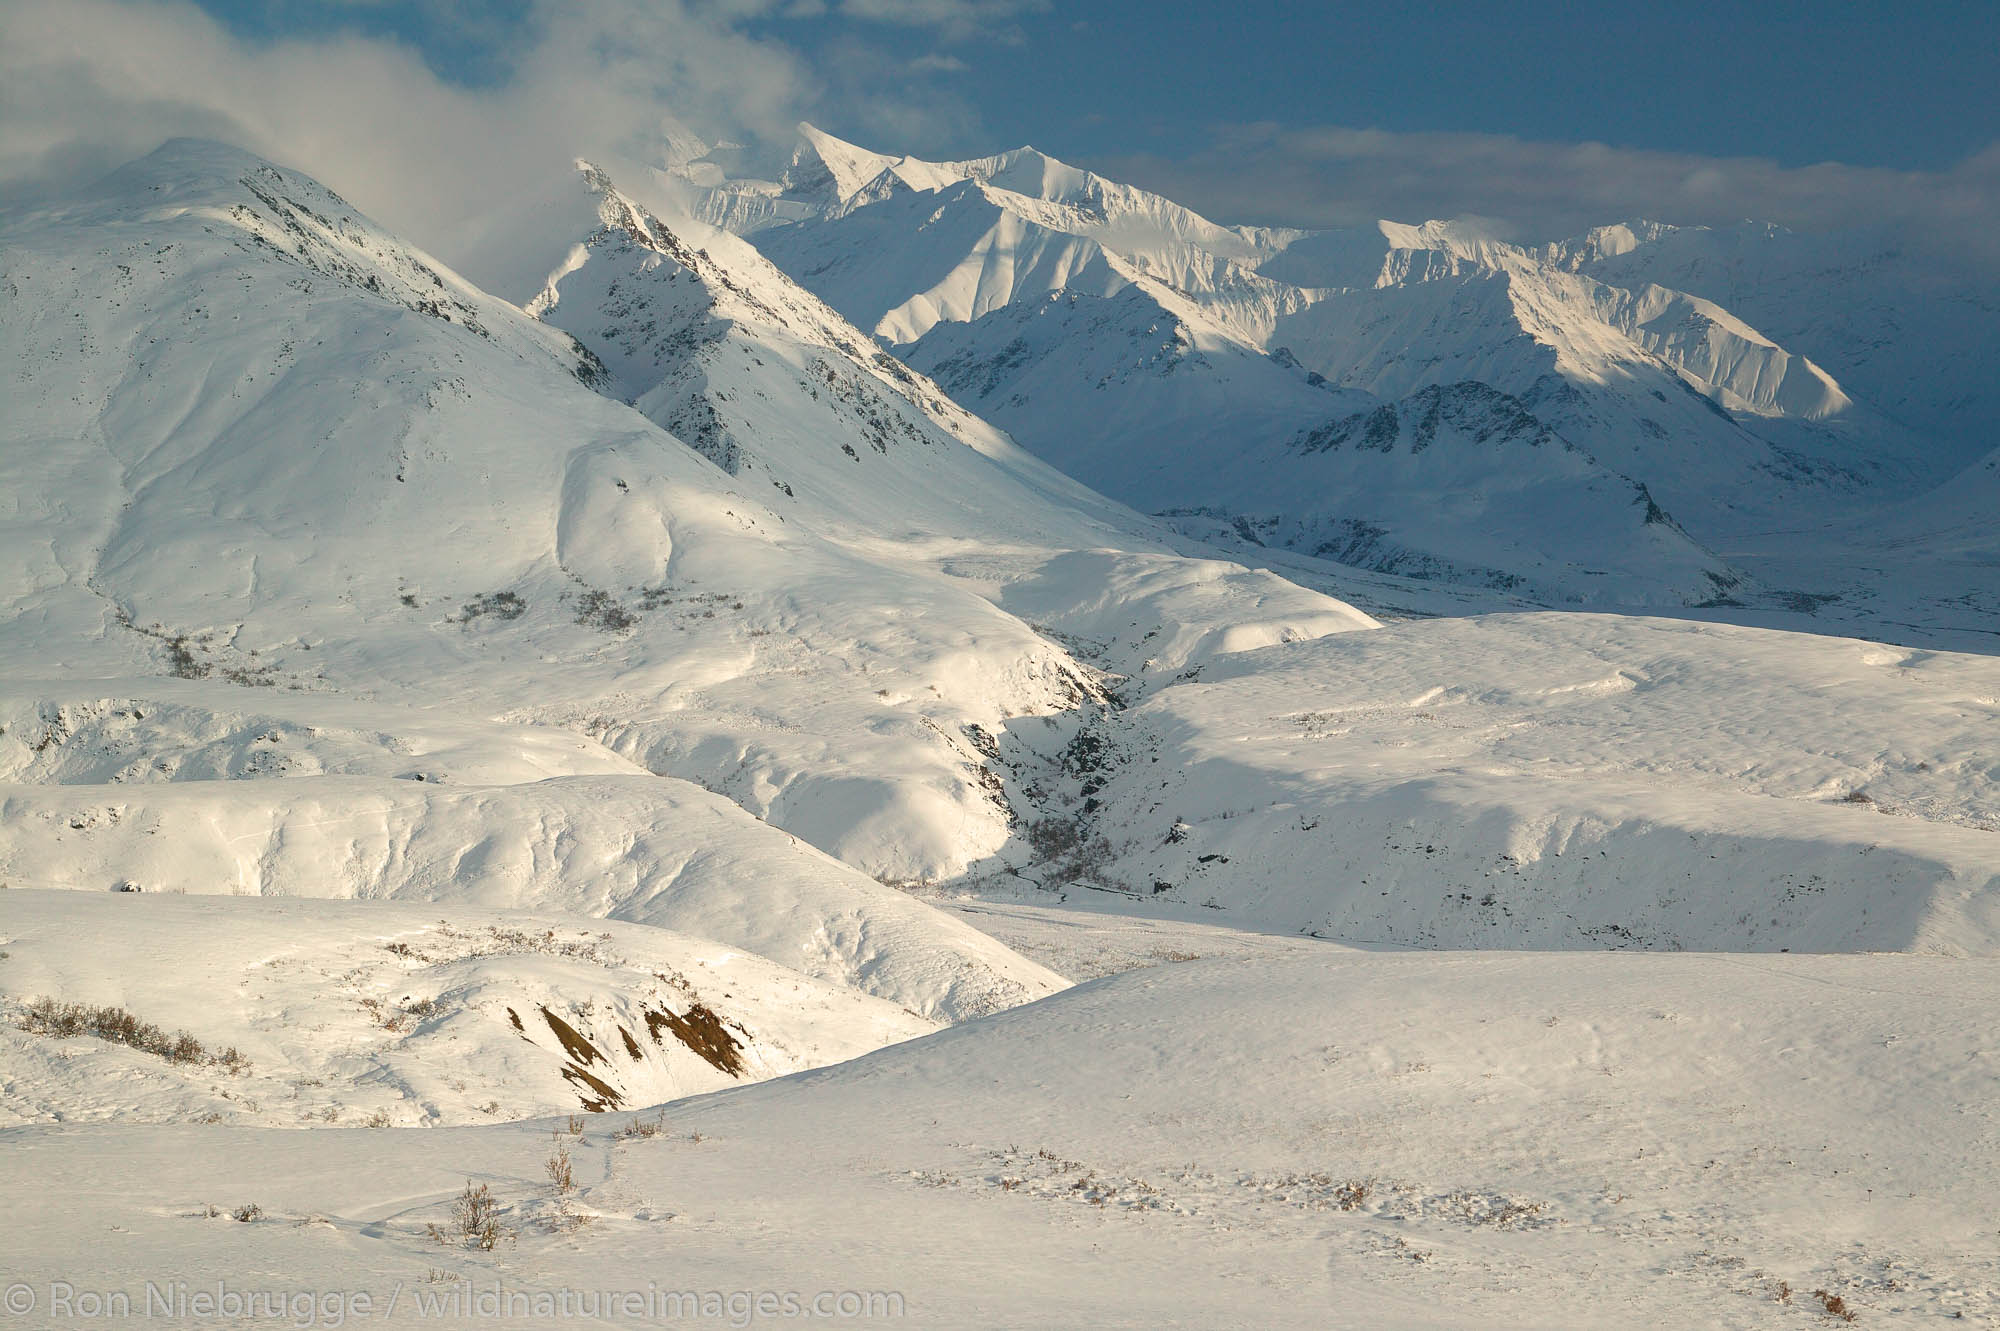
[0,891,939,1125]
[0,137,1108,1015]
[684,125,1978,617]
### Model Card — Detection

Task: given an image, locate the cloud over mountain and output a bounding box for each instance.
[7,0,1995,297]
[1104,123,2000,274]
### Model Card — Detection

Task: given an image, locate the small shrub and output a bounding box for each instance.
[232,1203,262,1223]
[1813,1290,1857,1322]
[20,997,86,1038]
[619,1108,669,1140]
[574,590,636,632]
[1024,815,1116,888]
[427,1181,510,1251]
[546,1138,588,1232]
[546,1138,575,1194]
[165,636,206,679]
[459,591,526,623]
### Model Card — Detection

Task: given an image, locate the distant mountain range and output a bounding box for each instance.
[666,124,1996,625]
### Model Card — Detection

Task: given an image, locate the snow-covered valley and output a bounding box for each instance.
[2,133,1997,1327]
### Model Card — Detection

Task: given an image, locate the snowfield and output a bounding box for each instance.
[1020,612,2000,956]
[3,946,1995,1327]
[3,136,1998,1327]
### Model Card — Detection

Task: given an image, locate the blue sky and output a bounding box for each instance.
[190,0,1996,172]
[3,0,1994,266]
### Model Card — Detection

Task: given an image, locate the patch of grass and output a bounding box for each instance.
[540,1007,604,1065]
[358,997,405,1032]
[18,997,248,1071]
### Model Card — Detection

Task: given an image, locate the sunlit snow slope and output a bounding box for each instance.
[0,140,1383,1024]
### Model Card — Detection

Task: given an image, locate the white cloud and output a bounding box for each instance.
[835,0,1047,42]
[1099,123,2000,274]
[7,0,1995,302]
[0,0,977,285]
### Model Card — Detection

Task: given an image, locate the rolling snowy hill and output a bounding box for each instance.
[0,137,1368,908]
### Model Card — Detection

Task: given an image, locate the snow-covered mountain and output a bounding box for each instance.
[1543,218,2000,461]
[520,158,1141,548]
[683,125,1973,619]
[906,291,1744,604]
[0,139,1357,1028]
[0,138,1394,1022]
[7,135,2000,1327]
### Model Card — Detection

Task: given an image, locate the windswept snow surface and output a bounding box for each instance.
[4,948,1997,1327]
[985,612,2000,956]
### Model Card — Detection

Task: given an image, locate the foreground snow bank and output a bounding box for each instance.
[3,947,1993,1326]
[0,891,935,1125]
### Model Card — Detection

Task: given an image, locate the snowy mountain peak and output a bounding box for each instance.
[792,123,1077,211]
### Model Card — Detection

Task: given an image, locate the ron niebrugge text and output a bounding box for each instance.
[5,1280,906,1325]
